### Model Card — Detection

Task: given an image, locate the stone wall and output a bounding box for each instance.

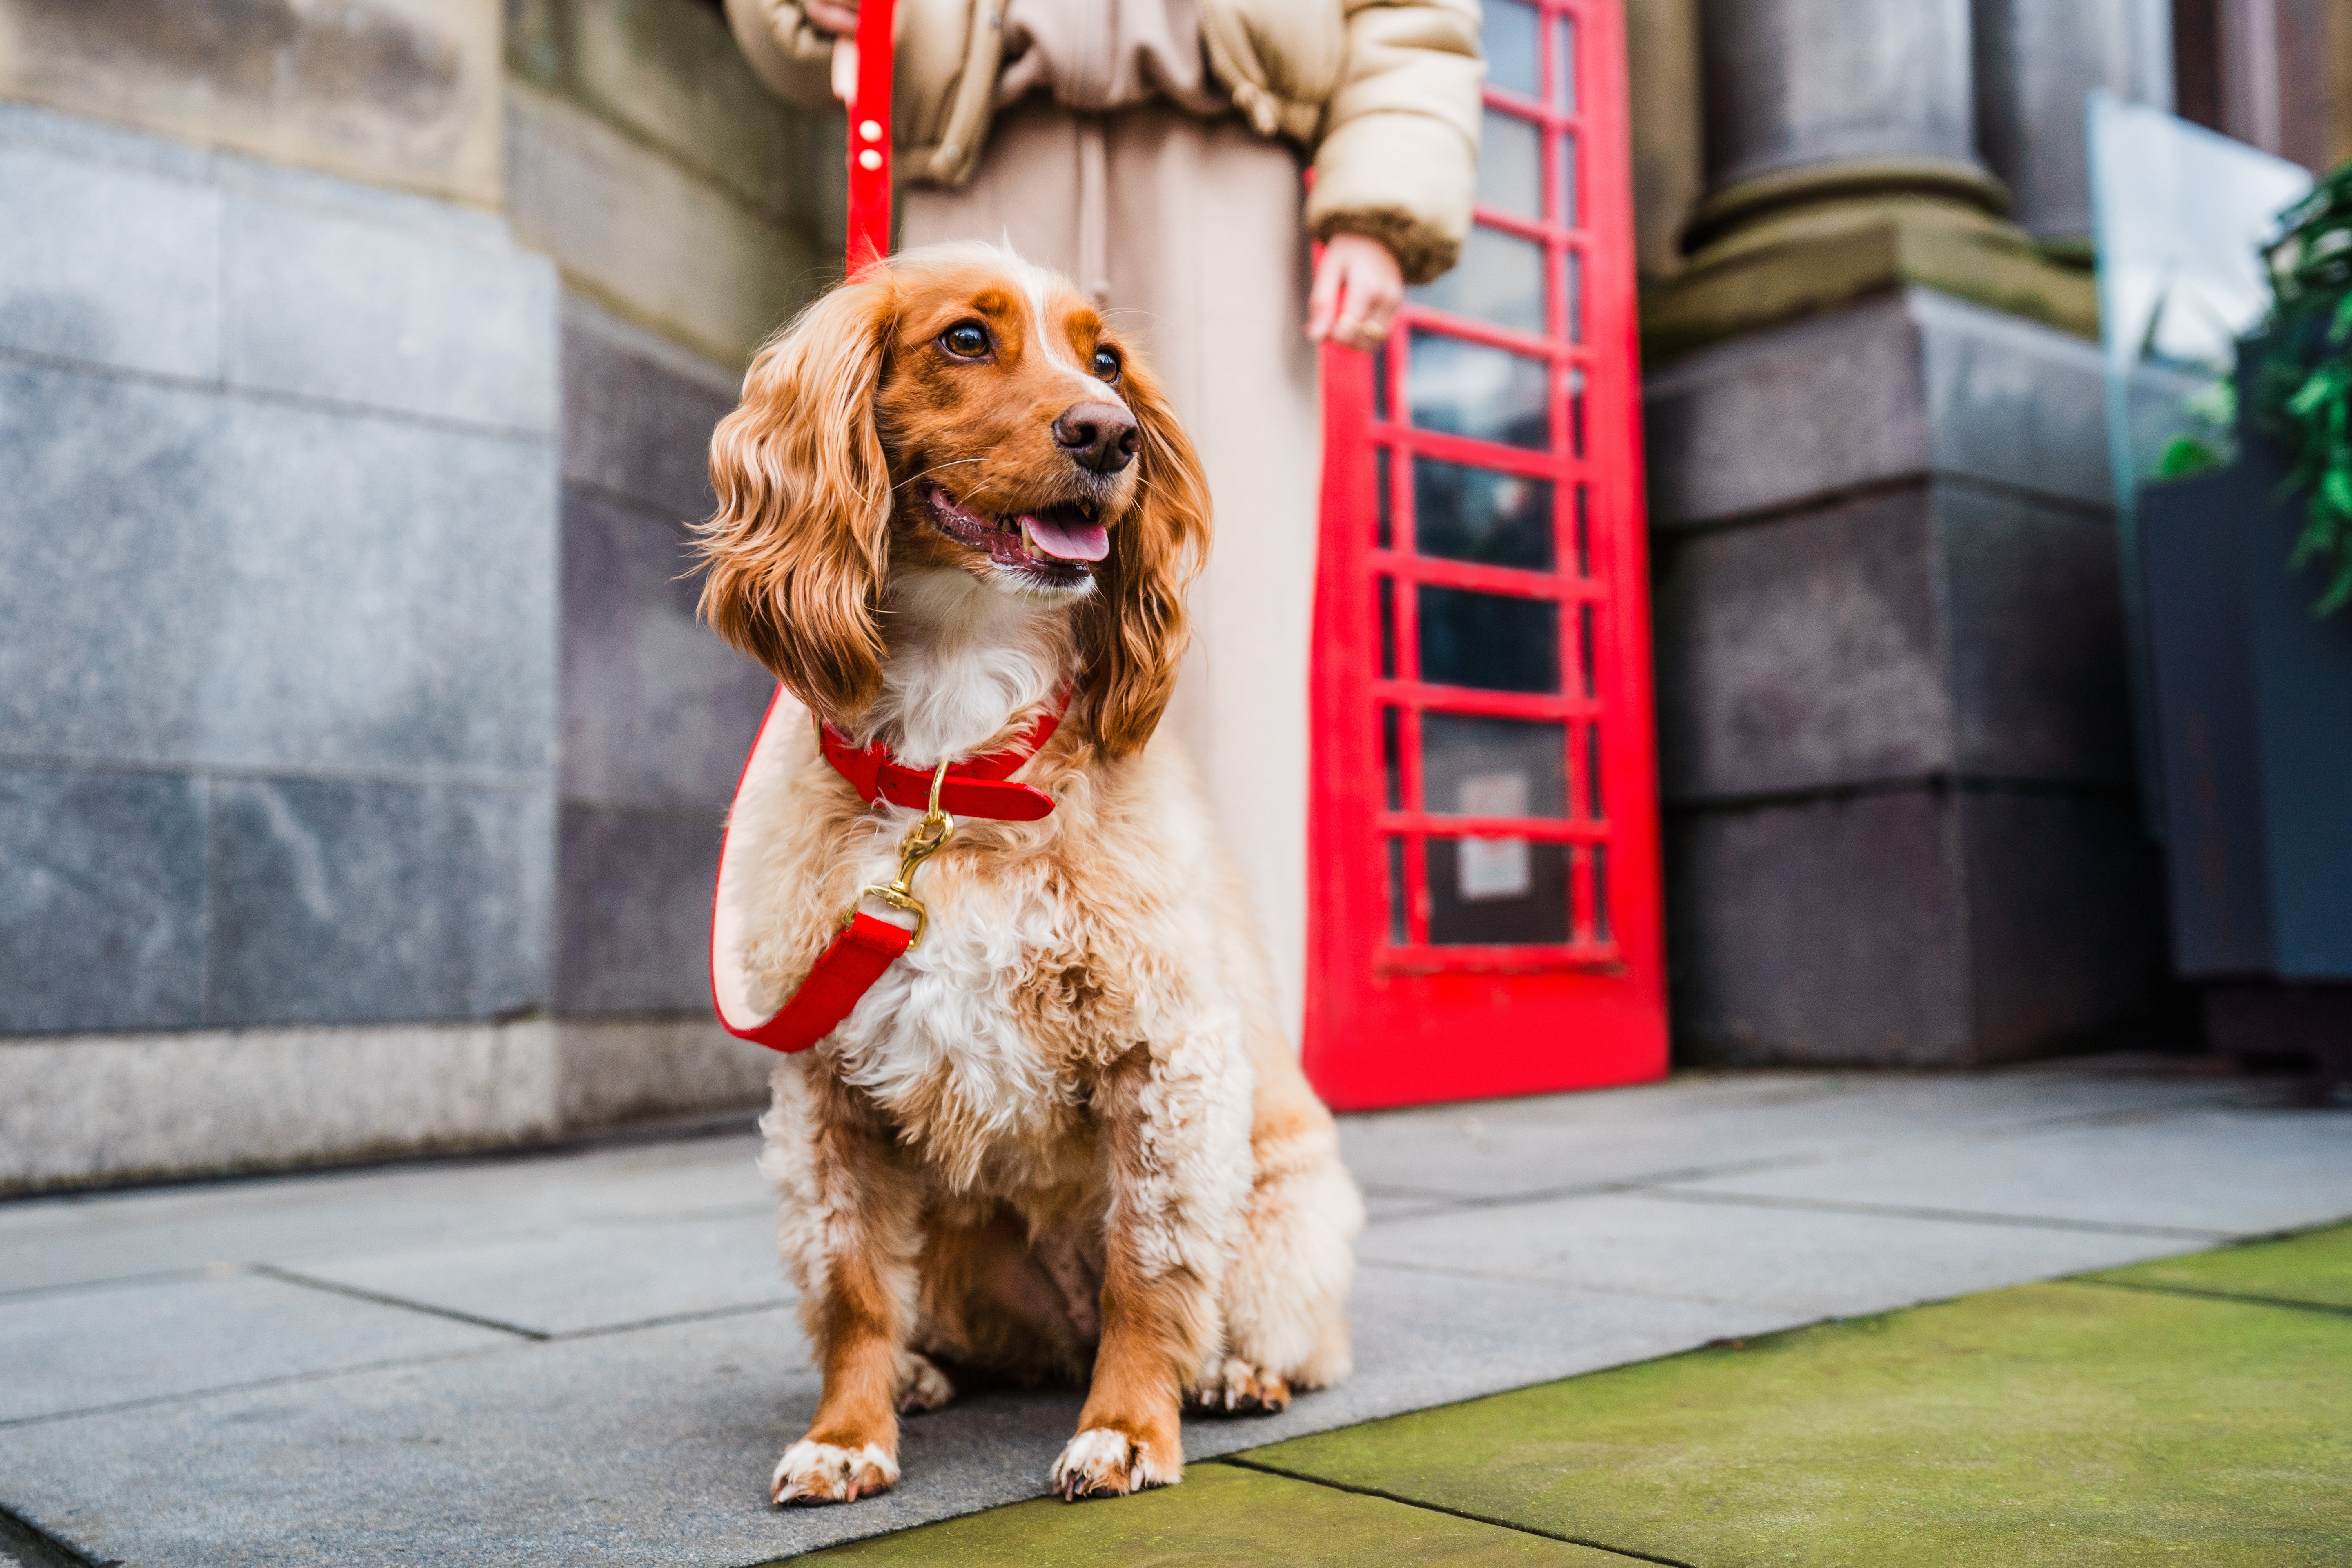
[0,0,832,1189]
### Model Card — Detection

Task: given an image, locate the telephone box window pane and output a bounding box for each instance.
[1591,842,1612,942]
[1574,483,1591,576]
[1382,706,1403,811]
[1378,575,1398,679]
[1422,714,1569,818]
[1386,837,1410,945]
[1555,131,1579,227]
[1408,330,1550,450]
[1578,601,1598,697]
[1566,248,1584,342]
[1585,722,1604,817]
[1414,459,1554,570]
[1375,445,1393,548]
[1479,109,1544,220]
[1552,14,1578,111]
[1372,345,1390,421]
[1484,0,1541,96]
[1426,839,1572,945]
[1418,586,1560,693]
[1408,226,1546,336]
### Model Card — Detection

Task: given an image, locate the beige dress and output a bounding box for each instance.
[901,0,1322,1041]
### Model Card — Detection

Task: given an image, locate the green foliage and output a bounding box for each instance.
[2256,161,2352,615]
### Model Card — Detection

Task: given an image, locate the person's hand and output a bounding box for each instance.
[806,0,859,35]
[1307,232,1405,352]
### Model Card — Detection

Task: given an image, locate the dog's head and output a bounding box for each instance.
[699,243,1211,756]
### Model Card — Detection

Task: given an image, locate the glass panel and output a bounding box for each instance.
[1372,344,1390,421]
[1483,0,1541,97]
[1577,601,1597,697]
[1426,839,1572,945]
[1422,714,1568,818]
[1568,365,1586,456]
[1590,842,1611,943]
[1565,248,1584,342]
[1552,13,1578,111]
[1417,586,1560,693]
[1555,130,1579,227]
[1375,444,1392,549]
[1377,575,1397,679]
[1381,706,1403,811]
[1479,108,1543,220]
[1574,483,1590,577]
[1408,225,1546,336]
[1414,458,1554,570]
[1408,330,1550,450]
[1584,722,1604,817]
[1386,837,1410,945]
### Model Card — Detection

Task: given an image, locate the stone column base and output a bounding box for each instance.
[0,1018,773,1194]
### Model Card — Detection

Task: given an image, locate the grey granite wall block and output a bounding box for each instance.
[0,362,226,763]
[221,188,558,432]
[0,134,222,380]
[199,397,558,776]
[205,777,552,1027]
[1644,296,1931,528]
[1667,788,1970,1066]
[0,765,206,1033]
[561,297,738,521]
[1940,483,2136,786]
[560,492,772,810]
[1959,788,2165,1061]
[555,802,725,1018]
[1653,486,1953,802]
[1915,292,2112,509]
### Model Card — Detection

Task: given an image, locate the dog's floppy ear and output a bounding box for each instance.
[697,272,897,718]
[1079,353,1211,757]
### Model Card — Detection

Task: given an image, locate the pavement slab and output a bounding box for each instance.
[1241,1262,2352,1568]
[800,1461,1621,1566]
[0,1268,511,1425]
[1664,1104,2352,1236]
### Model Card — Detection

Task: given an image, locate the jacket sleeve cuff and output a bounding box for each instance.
[1307,111,1477,285]
[723,0,839,109]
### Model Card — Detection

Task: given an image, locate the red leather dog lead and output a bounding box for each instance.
[717,695,1067,1054]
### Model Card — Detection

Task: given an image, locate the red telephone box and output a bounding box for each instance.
[1304,0,1667,1109]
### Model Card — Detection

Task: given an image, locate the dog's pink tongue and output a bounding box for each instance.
[1020,512,1110,562]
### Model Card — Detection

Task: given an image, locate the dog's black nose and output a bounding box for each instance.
[1053,400,1139,475]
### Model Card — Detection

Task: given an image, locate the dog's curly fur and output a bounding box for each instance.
[698,243,1363,1506]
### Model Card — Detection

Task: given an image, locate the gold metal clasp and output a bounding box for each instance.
[841,760,955,947]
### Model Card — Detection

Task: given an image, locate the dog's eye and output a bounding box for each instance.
[941,323,991,359]
[1091,346,1122,382]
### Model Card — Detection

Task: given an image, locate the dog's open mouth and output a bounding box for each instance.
[922,485,1108,582]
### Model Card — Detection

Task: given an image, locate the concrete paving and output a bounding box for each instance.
[2,1056,2345,1566]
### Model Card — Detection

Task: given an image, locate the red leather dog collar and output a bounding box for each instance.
[816,695,1067,821]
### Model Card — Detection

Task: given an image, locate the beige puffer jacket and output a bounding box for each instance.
[724,0,1482,283]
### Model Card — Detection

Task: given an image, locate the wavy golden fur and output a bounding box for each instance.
[699,244,1361,1508]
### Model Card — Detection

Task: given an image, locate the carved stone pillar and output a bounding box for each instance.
[1973,0,2175,249]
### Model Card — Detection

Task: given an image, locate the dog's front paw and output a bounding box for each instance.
[1051,1426,1178,1501]
[771,1439,898,1506]
[1190,1357,1291,1415]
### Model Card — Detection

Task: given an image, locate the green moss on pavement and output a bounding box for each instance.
[1246,1278,2350,1566]
[2088,1223,2352,1312]
[802,1461,1615,1566]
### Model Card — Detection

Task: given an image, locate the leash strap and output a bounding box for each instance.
[730,910,914,1054]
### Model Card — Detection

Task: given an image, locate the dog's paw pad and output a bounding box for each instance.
[1050,1427,1177,1501]
[1191,1357,1291,1415]
[771,1439,898,1506]
[897,1351,956,1414]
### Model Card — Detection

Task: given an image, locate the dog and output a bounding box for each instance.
[696,242,1363,1506]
